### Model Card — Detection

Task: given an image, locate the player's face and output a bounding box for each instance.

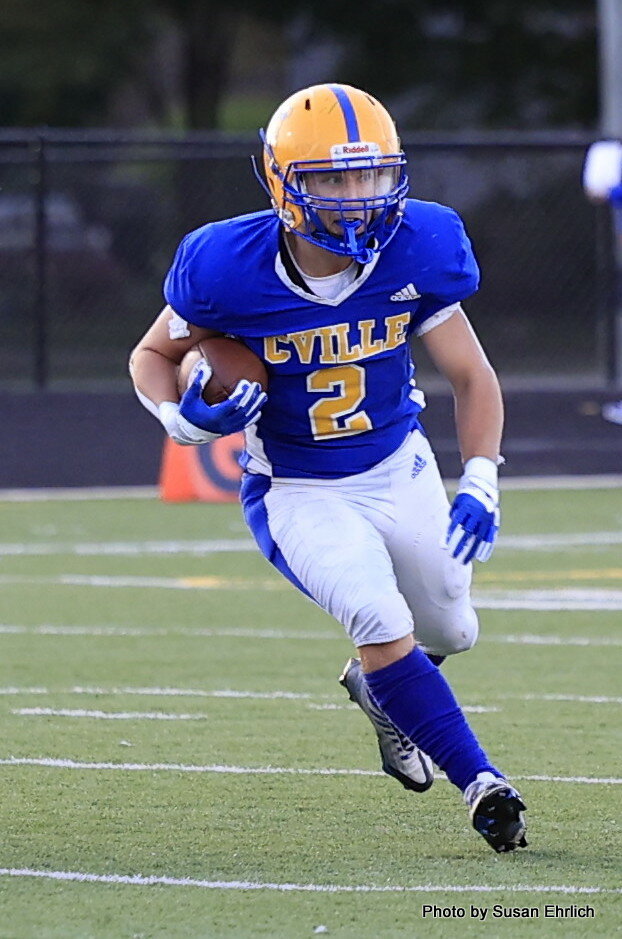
[301,166,397,238]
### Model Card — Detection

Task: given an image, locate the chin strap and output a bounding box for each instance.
[341,218,374,264]
[354,245,375,263]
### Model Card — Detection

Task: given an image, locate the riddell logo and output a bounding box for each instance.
[330,141,381,162]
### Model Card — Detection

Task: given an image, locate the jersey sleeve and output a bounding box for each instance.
[410,208,480,334]
[163,226,216,327]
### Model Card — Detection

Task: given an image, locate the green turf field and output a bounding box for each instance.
[0,484,620,938]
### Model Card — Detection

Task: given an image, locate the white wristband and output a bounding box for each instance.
[463,456,498,488]
[158,401,182,438]
[158,400,219,446]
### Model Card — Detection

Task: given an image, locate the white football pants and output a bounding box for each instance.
[261,429,479,654]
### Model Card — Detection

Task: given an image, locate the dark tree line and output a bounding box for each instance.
[0,0,598,130]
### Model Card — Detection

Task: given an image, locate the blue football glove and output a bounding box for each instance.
[609,182,622,207]
[159,367,267,446]
[179,368,266,434]
[446,456,500,564]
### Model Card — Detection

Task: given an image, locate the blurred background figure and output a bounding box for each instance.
[583,139,622,426]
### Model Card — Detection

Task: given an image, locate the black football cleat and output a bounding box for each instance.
[464,778,528,853]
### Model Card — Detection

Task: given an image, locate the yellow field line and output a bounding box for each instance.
[477,568,622,583]
[181,571,622,591]
[188,569,622,588]
[186,571,622,589]
[179,576,287,590]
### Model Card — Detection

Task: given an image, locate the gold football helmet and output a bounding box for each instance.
[256,83,408,263]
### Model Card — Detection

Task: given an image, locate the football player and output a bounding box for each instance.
[130,83,527,853]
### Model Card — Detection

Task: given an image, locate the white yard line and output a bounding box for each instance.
[483,633,622,646]
[476,600,622,611]
[0,624,342,640]
[2,474,621,502]
[2,686,619,706]
[0,686,315,699]
[497,531,622,550]
[0,574,288,591]
[474,590,622,611]
[0,539,257,556]
[474,589,622,612]
[0,623,620,645]
[498,474,622,491]
[10,704,500,719]
[12,708,213,720]
[1,530,621,556]
[0,866,619,894]
[307,703,499,713]
[2,574,622,610]
[0,486,158,502]
[507,693,622,704]
[0,756,619,785]
[0,756,381,776]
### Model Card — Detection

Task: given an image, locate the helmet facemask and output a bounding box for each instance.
[257,132,409,264]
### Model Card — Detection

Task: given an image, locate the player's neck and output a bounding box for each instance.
[284,230,352,278]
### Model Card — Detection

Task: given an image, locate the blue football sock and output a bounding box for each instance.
[365,646,501,792]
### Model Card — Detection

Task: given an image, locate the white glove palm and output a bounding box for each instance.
[158,401,217,446]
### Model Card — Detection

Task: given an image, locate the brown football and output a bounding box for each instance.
[177,336,268,405]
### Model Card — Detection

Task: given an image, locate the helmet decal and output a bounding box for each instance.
[330,142,382,165]
[327,83,360,141]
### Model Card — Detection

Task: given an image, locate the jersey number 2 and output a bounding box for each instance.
[307,364,373,440]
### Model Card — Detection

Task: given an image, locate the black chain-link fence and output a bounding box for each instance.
[0,130,617,390]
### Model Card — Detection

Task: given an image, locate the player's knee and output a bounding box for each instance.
[419,606,479,656]
[348,595,413,646]
[447,617,479,653]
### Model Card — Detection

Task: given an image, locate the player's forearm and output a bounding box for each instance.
[452,365,504,465]
[129,347,180,412]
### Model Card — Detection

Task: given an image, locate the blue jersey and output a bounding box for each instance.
[164,199,479,479]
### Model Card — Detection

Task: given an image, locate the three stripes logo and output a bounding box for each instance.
[411,454,427,479]
[390,282,421,302]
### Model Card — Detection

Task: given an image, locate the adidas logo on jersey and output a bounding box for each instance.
[390,282,421,302]
[411,454,427,478]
